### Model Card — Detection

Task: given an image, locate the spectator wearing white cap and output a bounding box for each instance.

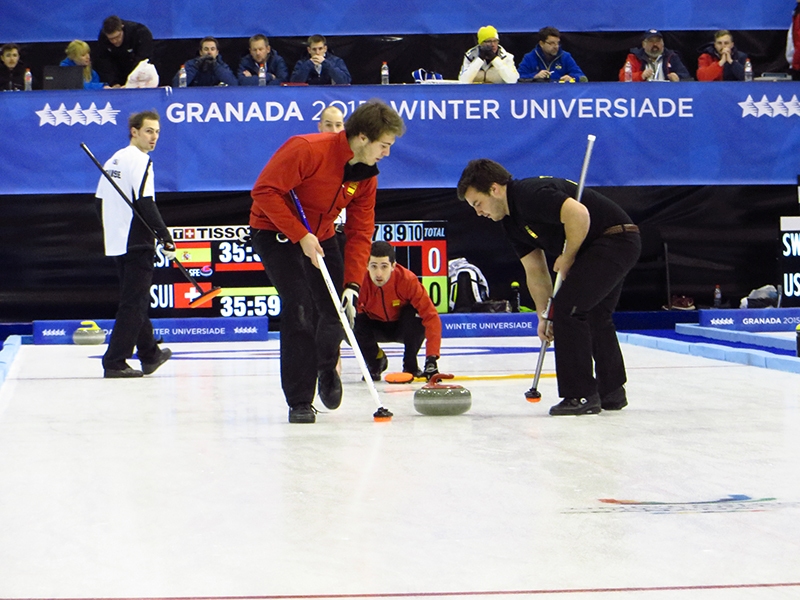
[618,29,691,82]
[459,25,519,83]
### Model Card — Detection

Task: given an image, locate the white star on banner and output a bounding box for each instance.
[97,102,120,125]
[35,103,56,126]
[67,103,87,125]
[769,95,789,117]
[83,102,103,125]
[738,95,758,117]
[754,95,774,117]
[786,95,800,117]
[52,103,71,125]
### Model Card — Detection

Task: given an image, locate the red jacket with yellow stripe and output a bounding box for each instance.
[250,131,378,286]
[358,263,442,357]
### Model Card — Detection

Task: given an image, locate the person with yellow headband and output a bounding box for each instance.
[459,25,519,83]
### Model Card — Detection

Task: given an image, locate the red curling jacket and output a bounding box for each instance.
[357,263,442,357]
[250,131,378,286]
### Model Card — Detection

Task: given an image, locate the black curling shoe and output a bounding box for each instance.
[289,404,317,423]
[549,393,601,416]
[141,348,172,375]
[318,369,342,409]
[601,386,628,411]
[103,366,143,378]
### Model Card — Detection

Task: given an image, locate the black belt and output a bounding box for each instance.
[603,224,639,235]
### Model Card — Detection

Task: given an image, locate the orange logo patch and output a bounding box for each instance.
[346,182,359,196]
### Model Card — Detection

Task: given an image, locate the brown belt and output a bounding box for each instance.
[603,224,639,235]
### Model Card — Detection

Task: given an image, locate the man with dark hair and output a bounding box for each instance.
[290,35,351,85]
[173,37,238,87]
[0,43,25,91]
[95,110,175,378]
[696,30,748,81]
[518,26,587,82]
[237,34,288,85]
[95,15,154,86]
[457,159,641,416]
[250,100,405,423]
[619,29,691,81]
[354,241,442,381]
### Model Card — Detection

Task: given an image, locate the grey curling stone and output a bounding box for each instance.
[72,321,106,345]
[413,373,472,416]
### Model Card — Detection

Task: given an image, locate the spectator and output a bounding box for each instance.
[618,29,691,82]
[60,40,109,90]
[459,25,519,84]
[172,37,238,87]
[0,43,25,91]
[318,105,345,133]
[95,15,154,87]
[518,26,587,82]
[696,30,747,81]
[237,34,288,86]
[354,241,442,381]
[290,35,351,85]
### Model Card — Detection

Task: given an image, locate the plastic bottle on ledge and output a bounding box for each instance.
[24,68,32,91]
[381,62,389,85]
[623,60,632,82]
[258,64,266,86]
[178,65,187,88]
[510,281,521,313]
[744,59,753,82]
[713,285,722,308]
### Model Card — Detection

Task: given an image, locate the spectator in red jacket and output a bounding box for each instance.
[354,241,442,381]
[791,1,800,79]
[696,30,747,81]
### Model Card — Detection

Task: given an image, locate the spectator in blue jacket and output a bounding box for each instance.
[290,35,351,85]
[518,27,587,82]
[237,34,288,86]
[172,37,238,87]
[60,39,109,90]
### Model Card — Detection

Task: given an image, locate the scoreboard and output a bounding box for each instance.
[150,221,448,319]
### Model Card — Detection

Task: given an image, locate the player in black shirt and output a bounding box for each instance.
[457,159,641,415]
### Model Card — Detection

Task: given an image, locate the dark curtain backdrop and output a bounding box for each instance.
[1,184,796,322]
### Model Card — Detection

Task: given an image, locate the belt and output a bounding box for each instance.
[603,224,639,236]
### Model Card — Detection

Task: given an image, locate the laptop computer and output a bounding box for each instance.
[42,65,85,90]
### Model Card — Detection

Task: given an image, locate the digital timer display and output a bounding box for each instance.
[150,221,448,318]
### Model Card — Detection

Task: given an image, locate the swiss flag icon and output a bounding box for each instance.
[174,282,214,308]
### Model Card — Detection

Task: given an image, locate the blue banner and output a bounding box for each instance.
[2,1,787,42]
[698,308,800,332]
[3,82,800,194]
[33,317,271,344]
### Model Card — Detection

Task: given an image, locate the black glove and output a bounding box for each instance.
[423,355,439,381]
[199,55,216,72]
[478,45,497,63]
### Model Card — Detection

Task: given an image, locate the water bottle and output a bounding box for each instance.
[258,64,266,86]
[744,59,753,82]
[178,65,187,88]
[510,281,521,313]
[381,62,389,85]
[623,60,632,82]
[713,285,722,308]
[24,68,32,91]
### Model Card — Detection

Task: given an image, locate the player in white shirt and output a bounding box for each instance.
[96,110,176,378]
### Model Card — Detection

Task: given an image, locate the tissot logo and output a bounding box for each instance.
[738,94,800,117]
[35,102,120,126]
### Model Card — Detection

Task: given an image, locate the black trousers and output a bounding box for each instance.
[551,232,641,399]
[103,248,159,370]
[354,305,425,373]
[252,229,344,408]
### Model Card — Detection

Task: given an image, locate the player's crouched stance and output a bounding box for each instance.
[354,242,442,382]
[457,158,640,416]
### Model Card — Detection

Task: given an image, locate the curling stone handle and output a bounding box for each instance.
[429,373,454,385]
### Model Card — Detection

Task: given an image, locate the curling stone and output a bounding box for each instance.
[413,373,472,416]
[72,320,106,345]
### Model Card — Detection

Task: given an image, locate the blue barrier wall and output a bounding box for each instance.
[3,2,788,42]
